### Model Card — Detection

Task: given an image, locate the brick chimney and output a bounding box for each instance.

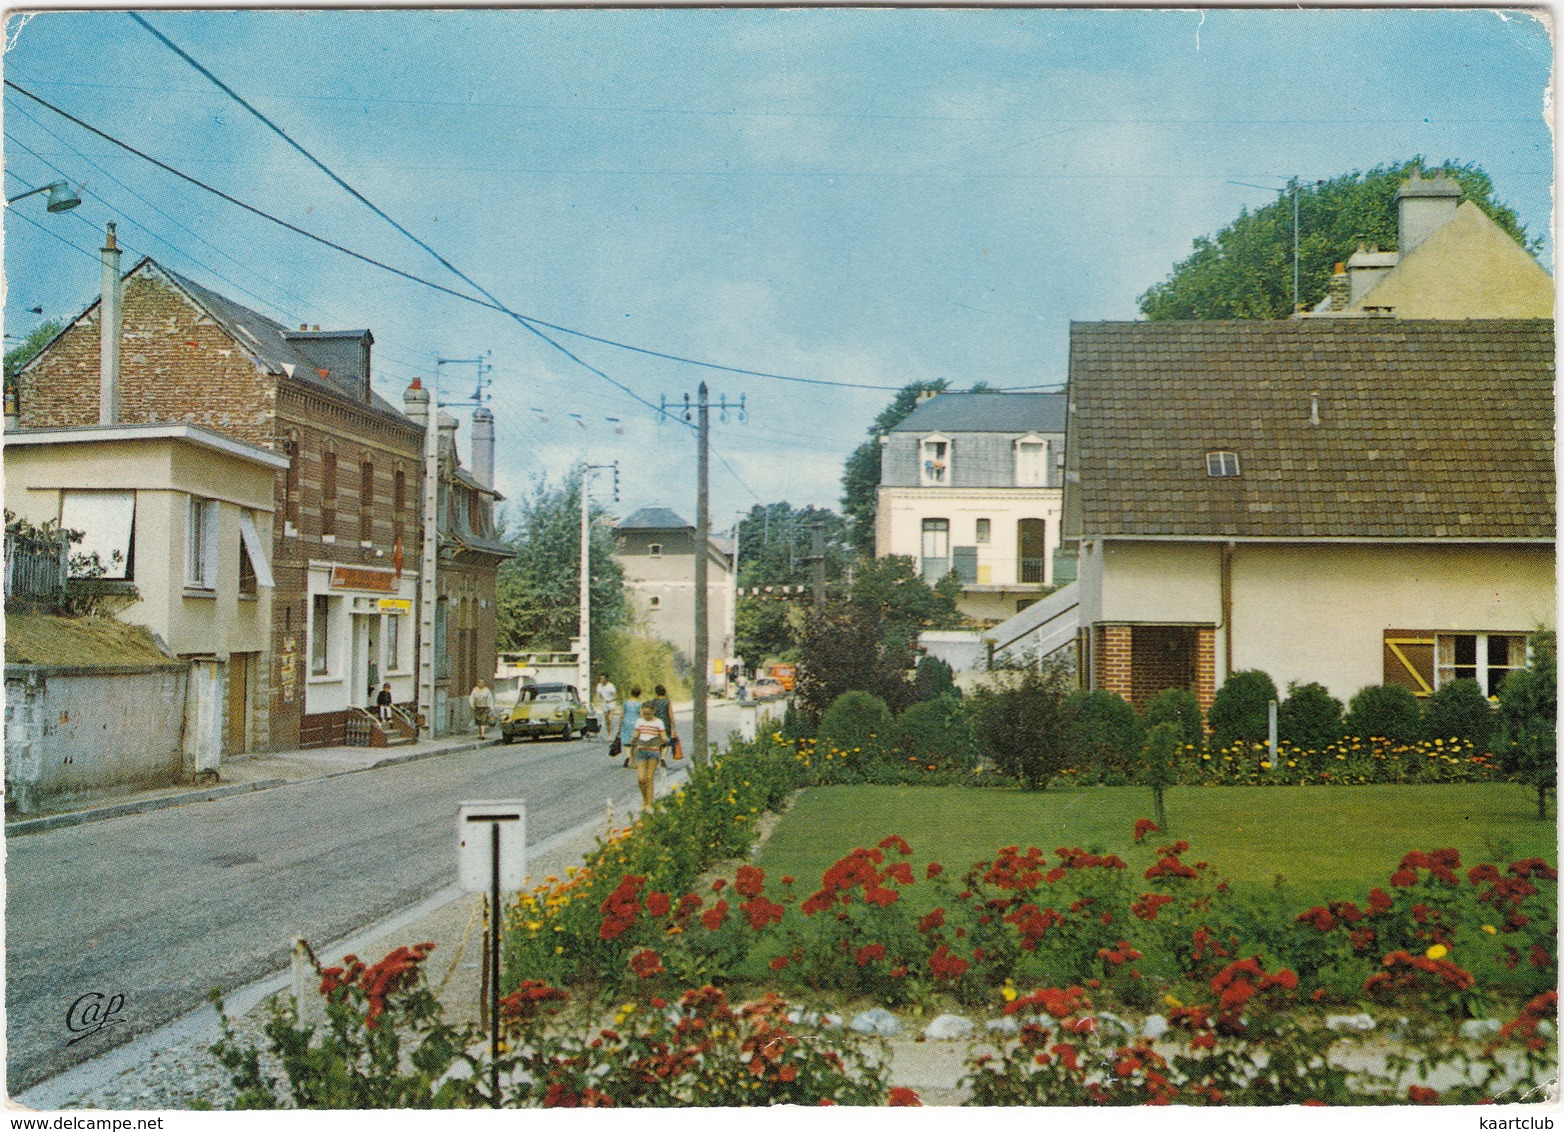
[1346,238,1398,305]
[1396,167,1461,254]
[1326,262,1350,311]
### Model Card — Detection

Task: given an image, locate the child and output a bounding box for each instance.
[376,682,394,723]
[629,701,667,809]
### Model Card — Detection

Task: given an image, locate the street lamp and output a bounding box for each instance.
[6,181,81,213]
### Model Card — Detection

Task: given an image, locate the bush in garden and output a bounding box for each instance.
[1278,681,1344,752]
[1344,683,1426,744]
[817,690,893,766]
[969,663,1073,789]
[1065,690,1144,782]
[1423,677,1495,752]
[1496,634,1556,821]
[1141,687,1204,751]
[911,654,959,702]
[890,693,979,772]
[1141,723,1179,830]
[779,698,813,742]
[1206,670,1278,751]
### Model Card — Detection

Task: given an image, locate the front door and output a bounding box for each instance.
[225,652,249,755]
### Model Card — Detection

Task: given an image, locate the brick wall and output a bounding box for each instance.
[1093,622,1218,714]
[1195,627,1217,713]
[1094,623,1134,701]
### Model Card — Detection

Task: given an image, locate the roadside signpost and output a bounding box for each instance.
[458,800,526,1107]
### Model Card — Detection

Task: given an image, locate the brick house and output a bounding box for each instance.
[875,392,1067,625]
[14,256,503,749]
[1063,318,1554,711]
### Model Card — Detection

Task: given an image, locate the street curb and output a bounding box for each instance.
[4,738,497,838]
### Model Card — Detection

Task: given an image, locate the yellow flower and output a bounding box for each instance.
[1001,986,1018,1002]
[1260,761,1272,770]
[1425,944,1449,960]
[1482,924,1498,935]
[1163,993,1183,1009]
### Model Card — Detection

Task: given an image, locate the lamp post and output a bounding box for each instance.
[5,181,81,212]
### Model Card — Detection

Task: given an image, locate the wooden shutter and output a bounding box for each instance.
[1383,629,1435,696]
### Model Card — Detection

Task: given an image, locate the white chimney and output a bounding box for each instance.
[99,223,122,425]
[1396,168,1461,255]
[1346,238,1398,305]
[403,377,430,430]
[471,406,495,488]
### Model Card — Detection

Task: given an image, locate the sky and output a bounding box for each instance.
[3,8,1553,531]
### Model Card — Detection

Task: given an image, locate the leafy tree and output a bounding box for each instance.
[1065,689,1144,781]
[1423,678,1495,753]
[839,379,949,555]
[794,603,914,722]
[969,662,1073,790]
[1141,688,1204,751]
[495,471,627,661]
[1278,682,1345,753]
[1138,161,1536,322]
[849,553,965,658]
[1343,684,1425,744]
[4,319,62,391]
[912,654,958,702]
[732,502,849,661]
[1207,670,1279,751]
[1496,634,1556,821]
[1142,722,1180,830]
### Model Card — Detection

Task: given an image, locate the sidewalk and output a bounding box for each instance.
[4,729,499,837]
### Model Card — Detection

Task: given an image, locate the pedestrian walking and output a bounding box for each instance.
[647,684,680,765]
[469,679,495,740]
[595,672,618,742]
[375,682,394,723]
[618,686,643,767]
[629,701,668,809]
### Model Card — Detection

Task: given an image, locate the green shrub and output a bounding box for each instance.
[1278,682,1344,752]
[779,698,813,742]
[970,664,1073,789]
[1424,678,1495,752]
[817,690,893,763]
[1344,683,1425,744]
[911,654,958,702]
[890,693,978,772]
[1207,670,1279,750]
[1496,633,1556,820]
[1065,689,1144,780]
[1141,721,1179,828]
[1141,688,1204,751]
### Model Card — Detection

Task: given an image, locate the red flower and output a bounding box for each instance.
[1133,818,1160,842]
[917,907,946,933]
[854,943,887,966]
[1296,905,1337,932]
[769,956,790,971]
[1407,1085,1440,1105]
[646,892,671,917]
[740,895,786,931]
[1389,868,1418,888]
[926,862,943,879]
[711,878,728,892]
[735,864,766,898]
[1367,887,1394,913]
[1131,893,1175,921]
[888,1087,922,1106]
[878,834,913,856]
[884,861,915,886]
[927,944,969,980]
[701,900,730,931]
[863,885,900,907]
[628,949,664,979]
[780,875,796,885]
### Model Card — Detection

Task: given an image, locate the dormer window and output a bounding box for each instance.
[1015,434,1050,486]
[920,435,951,485]
[1206,451,1241,478]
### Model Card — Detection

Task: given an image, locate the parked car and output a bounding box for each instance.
[751,676,787,702]
[501,683,589,742]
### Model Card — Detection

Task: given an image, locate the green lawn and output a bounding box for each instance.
[754,784,1555,906]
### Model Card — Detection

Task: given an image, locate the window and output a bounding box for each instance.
[1206,451,1241,478]
[1017,518,1048,584]
[392,468,406,547]
[920,518,950,583]
[975,518,991,544]
[60,490,135,580]
[648,543,663,558]
[434,596,449,679]
[1438,633,1528,698]
[920,437,951,485]
[649,595,661,608]
[1015,440,1048,486]
[321,451,338,537]
[310,593,333,675]
[385,611,401,673]
[237,511,274,594]
[283,432,300,527]
[360,459,375,542]
[186,497,218,589]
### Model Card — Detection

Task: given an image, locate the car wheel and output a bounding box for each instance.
[560,723,574,741]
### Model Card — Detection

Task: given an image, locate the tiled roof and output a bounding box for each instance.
[619,507,690,530]
[890,392,1067,434]
[1068,319,1554,540]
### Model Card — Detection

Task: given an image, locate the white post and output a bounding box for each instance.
[291,937,322,1027]
[578,463,592,701]
[1268,699,1279,768]
[417,372,440,736]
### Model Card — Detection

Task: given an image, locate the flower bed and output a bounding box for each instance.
[1175,736,1502,787]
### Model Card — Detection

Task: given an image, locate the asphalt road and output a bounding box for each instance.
[6,706,740,1094]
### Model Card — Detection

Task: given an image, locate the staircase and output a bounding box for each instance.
[346,707,418,749]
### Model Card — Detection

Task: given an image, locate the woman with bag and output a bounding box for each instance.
[629,701,668,808]
[647,684,680,767]
[617,686,643,767]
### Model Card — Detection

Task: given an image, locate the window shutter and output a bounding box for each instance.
[1383,630,1436,696]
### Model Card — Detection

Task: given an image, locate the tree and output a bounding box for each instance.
[5,319,61,400]
[970,662,1073,790]
[1142,722,1180,830]
[1138,161,1536,322]
[911,654,958,702]
[1207,670,1279,751]
[794,603,912,722]
[1496,634,1556,821]
[732,502,849,662]
[1423,678,1495,753]
[495,471,628,662]
[849,554,965,659]
[840,379,948,555]
[1278,682,1344,752]
[1343,684,1425,744]
[1065,689,1144,782]
[1141,688,1204,751]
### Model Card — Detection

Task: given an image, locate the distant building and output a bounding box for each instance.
[614,507,735,669]
[1302,168,1553,320]
[1064,318,1554,710]
[875,391,1066,624]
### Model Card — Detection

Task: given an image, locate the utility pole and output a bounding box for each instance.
[662,386,746,766]
[808,517,826,603]
[416,369,440,737]
[577,460,618,698]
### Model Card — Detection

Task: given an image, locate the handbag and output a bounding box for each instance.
[671,737,683,761]
[608,736,622,759]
